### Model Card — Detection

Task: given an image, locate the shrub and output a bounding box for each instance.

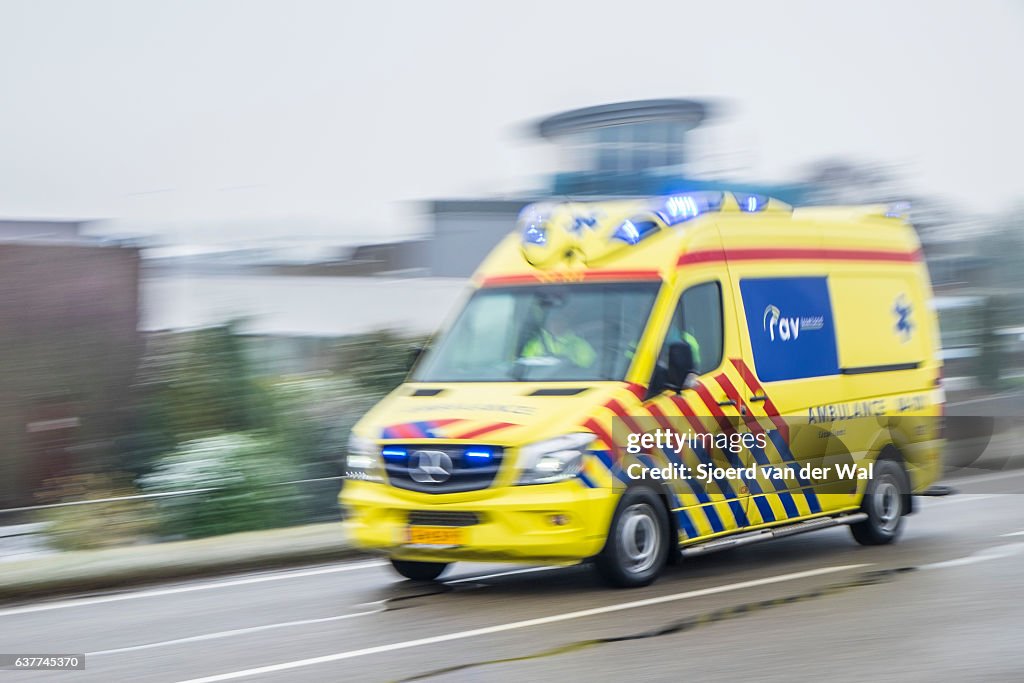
[139,433,304,539]
[36,473,159,551]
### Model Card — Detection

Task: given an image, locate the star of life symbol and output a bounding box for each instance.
[894,295,913,342]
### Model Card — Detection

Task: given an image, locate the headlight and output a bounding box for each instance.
[346,433,383,482]
[516,433,594,485]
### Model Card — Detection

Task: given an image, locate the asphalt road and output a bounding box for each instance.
[1,469,1023,683]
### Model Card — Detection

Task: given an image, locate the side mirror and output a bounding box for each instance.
[666,341,696,392]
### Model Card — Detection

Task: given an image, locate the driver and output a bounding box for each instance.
[521,316,597,368]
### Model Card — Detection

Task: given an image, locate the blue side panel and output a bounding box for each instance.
[739,276,839,382]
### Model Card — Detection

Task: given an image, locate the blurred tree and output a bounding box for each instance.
[119,322,276,476]
[973,209,1024,388]
[976,208,1024,292]
[801,158,907,206]
[335,329,428,396]
[161,324,274,436]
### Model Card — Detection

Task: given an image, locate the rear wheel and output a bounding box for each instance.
[594,487,669,588]
[850,459,909,546]
[389,558,450,581]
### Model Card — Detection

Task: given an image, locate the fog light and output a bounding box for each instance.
[549,514,570,526]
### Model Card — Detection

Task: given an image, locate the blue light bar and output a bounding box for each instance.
[734,192,769,212]
[381,447,408,463]
[464,447,494,465]
[612,219,659,245]
[885,201,911,218]
[656,191,724,226]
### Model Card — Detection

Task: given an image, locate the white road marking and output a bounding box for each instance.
[1001,530,1024,538]
[89,567,557,656]
[945,469,1024,486]
[175,563,871,683]
[922,543,1024,569]
[0,560,387,618]
[88,608,384,657]
[947,392,1022,407]
[447,566,561,584]
[924,493,1000,507]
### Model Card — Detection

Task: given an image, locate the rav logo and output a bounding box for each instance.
[763,304,799,341]
[763,305,824,342]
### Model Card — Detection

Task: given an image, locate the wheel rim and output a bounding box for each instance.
[619,503,661,574]
[874,477,901,533]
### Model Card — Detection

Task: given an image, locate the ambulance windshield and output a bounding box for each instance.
[413,282,660,382]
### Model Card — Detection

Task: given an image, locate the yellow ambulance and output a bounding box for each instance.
[341,191,944,587]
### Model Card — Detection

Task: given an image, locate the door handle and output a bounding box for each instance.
[718,398,748,415]
[749,395,768,402]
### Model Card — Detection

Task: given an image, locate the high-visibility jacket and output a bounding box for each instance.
[522,329,597,368]
[679,330,702,370]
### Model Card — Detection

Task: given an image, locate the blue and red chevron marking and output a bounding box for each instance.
[380,419,462,440]
[380,419,519,440]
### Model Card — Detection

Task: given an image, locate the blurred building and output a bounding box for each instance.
[0,221,141,506]
[0,218,95,243]
[428,98,810,276]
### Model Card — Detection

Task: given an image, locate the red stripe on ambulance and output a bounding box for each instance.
[730,358,789,441]
[450,422,517,440]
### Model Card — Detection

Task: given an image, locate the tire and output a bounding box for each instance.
[390,558,450,581]
[594,487,670,588]
[850,458,909,546]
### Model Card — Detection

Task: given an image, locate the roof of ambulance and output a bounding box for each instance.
[472,192,921,285]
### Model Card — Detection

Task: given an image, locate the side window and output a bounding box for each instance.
[657,281,724,375]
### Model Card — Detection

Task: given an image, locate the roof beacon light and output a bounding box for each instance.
[522,223,547,246]
[734,192,769,212]
[885,202,912,219]
[518,205,550,246]
[656,191,724,226]
[612,218,659,245]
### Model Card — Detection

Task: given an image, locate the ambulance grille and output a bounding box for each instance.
[384,445,505,493]
[407,510,482,526]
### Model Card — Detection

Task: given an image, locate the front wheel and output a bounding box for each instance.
[850,459,909,546]
[390,558,450,581]
[594,487,669,588]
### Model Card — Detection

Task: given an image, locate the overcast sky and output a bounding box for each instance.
[0,0,1021,242]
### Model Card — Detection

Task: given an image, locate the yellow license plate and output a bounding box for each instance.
[406,526,465,545]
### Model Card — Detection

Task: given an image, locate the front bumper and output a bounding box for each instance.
[341,479,615,563]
